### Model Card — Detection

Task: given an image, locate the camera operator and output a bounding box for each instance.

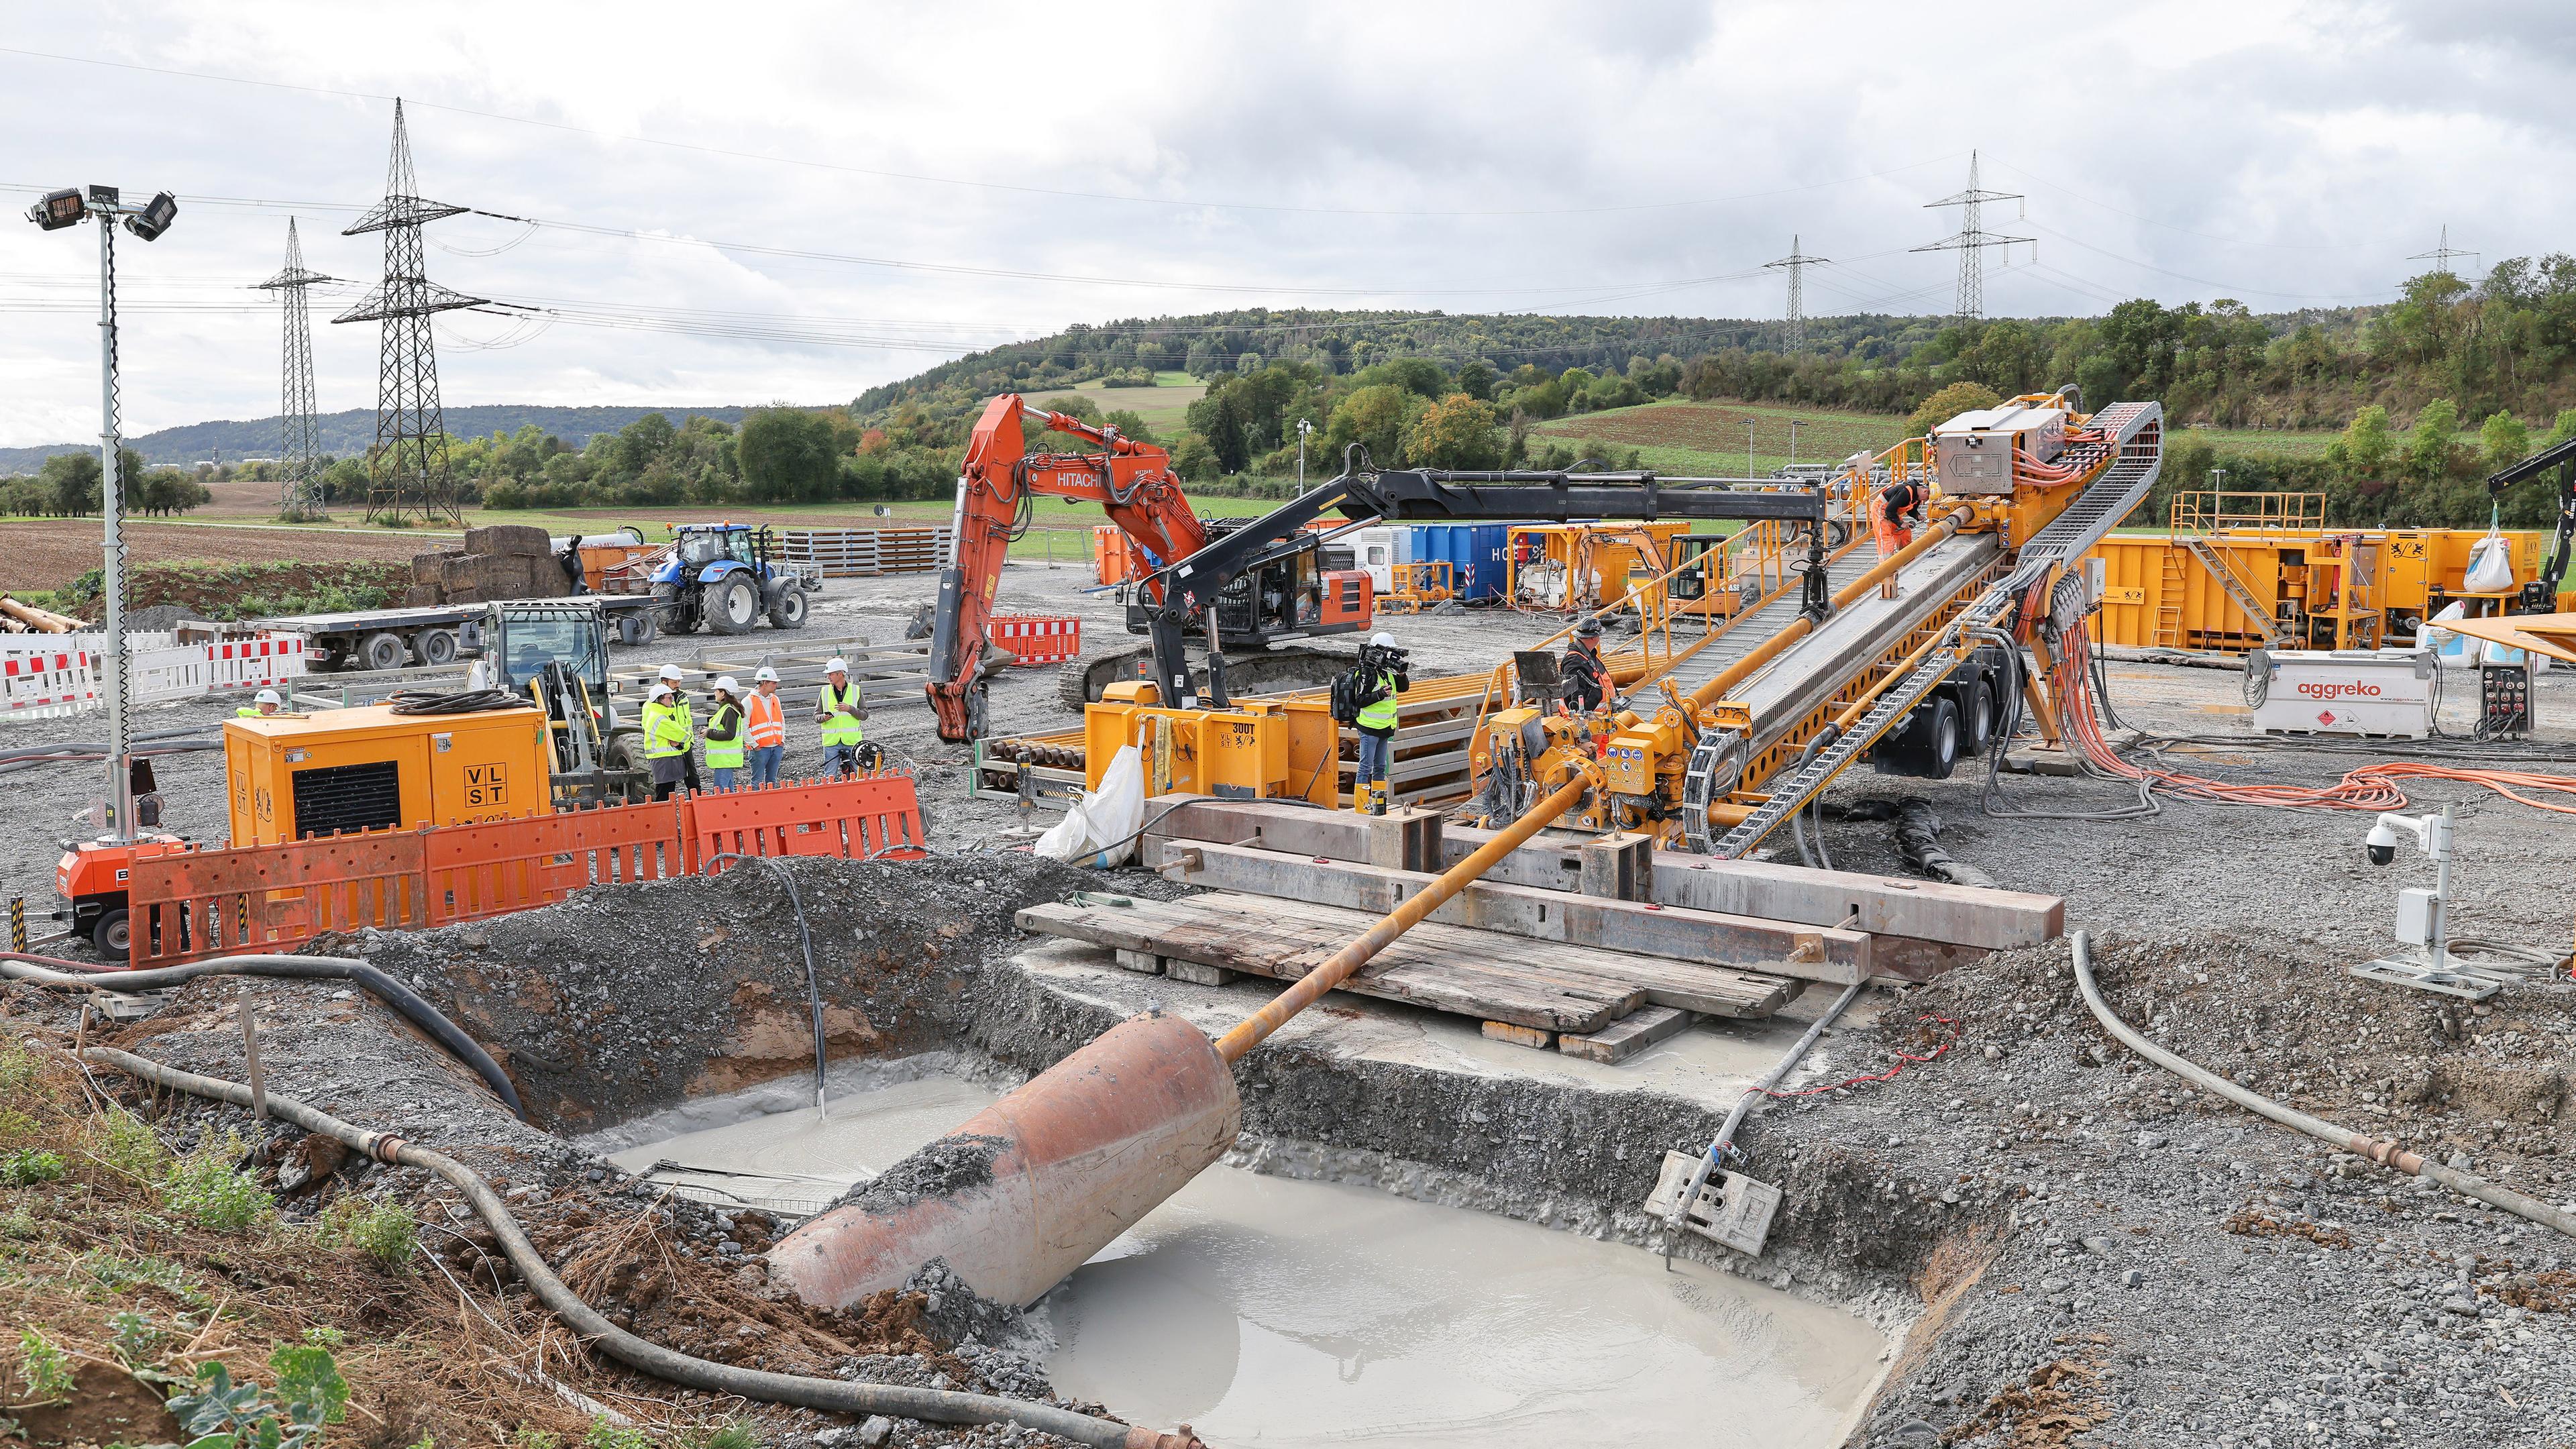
[1347,630,1410,816]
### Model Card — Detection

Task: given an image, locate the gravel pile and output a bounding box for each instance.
[1769,927,2576,1448]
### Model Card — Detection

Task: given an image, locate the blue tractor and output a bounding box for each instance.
[651,523,819,635]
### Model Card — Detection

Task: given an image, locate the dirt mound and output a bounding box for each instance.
[324,853,1112,1130]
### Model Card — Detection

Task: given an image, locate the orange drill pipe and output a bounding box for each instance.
[1212,769,1594,1063]
[1682,506,1970,712]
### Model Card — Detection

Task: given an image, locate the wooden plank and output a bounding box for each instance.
[1166,841,1870,986]
[1481,1020,1556,1051]
[1139,794,2063,951]
[1016,900,1643,1032]
[1166,890,1790,1019]
[1560,1004,1690,1064]
[1016,893,1786,1028]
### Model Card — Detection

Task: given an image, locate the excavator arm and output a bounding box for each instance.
[2489,437,2576,614]
[928,393,1205,741]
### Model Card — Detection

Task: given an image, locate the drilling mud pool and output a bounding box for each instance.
[586,1063,1890,1448]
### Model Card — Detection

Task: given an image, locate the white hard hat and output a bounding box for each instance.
[1370,632,1397,649]
[753,666,779,682]
[254,688,280,706]
[649,682,672,698]
[712,676,739,694]
[825,657,850,674]
[658,663,686,682]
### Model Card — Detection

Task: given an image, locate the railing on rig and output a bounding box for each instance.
[2168,490,2326,534]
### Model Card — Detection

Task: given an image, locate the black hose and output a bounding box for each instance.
[389,689,540,716]
[1787,729,1839,870]
[0,953,525,1120]
[77,1048,1196,1449]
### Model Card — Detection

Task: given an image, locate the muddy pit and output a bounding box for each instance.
[594,1068,1890,1448]
[122,855,1965,1444]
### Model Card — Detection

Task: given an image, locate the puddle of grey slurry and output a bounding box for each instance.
[612,1065,1886,1449]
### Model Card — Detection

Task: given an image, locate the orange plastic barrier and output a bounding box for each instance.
[989,614,1081,666]
[131,833,427,968]
[690,772,928,868]
[123,773,929,966]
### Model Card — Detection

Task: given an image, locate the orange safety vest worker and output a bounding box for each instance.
[745,689,786,747]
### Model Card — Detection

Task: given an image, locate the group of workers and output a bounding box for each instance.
[638,656,873,800]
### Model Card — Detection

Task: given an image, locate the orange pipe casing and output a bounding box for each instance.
[767,1012,1240,1310]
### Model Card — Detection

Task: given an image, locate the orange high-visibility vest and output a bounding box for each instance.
[745,690,787,747]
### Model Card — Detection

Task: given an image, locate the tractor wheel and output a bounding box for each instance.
[616,609,658,647]
[708,575,761,635]
[767,587,809,630]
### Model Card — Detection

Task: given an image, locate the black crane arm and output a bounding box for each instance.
[1134,463,1831,709]
[2489,439,2576,612]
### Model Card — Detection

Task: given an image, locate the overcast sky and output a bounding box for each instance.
[0,1,2557,447]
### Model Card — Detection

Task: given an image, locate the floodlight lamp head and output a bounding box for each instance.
[123,192,178,242]
[28,188,86,231]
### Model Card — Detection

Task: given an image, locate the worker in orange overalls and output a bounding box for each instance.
[1874,476,1928,600]
[744,665,788,787]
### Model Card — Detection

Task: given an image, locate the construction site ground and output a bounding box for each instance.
[3,560,2575,1446]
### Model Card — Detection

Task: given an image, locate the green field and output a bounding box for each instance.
[1529,398,1912,476]
[1016,372,1207,439]
[2172,423,2342,460]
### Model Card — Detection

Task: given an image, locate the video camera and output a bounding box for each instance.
[1361,640,1410,672]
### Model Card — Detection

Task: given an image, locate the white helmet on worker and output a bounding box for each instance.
[825,657,850,675]
[658,663,686,683]
[753,665,779,683]
[254,688,280,706]
[1369,632,1396,649]
[712,676,739,694]
[649,680,672,698]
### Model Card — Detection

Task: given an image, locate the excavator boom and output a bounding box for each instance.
[927,394,1205,741]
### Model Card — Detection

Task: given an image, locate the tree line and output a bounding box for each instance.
[1,449,213,518]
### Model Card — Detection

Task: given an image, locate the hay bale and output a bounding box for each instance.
[445,585,484,605]
[400,583,441,608]
[464,524,551,557]
[411,551,458,584]
[525,556,573,598]
[440,555,480,590]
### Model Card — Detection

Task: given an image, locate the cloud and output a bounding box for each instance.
[0,1,2555,445]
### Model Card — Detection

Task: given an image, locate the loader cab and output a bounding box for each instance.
[479,600,612,699]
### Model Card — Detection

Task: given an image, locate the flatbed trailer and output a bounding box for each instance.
[260,594,662,672]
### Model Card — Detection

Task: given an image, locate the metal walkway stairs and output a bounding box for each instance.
[2180,536,2279,647]
[1703,402,2165,858]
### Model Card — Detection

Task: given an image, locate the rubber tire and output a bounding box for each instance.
[1955,678,1992,755]
[1918,695,1962,780]
[92,908,129,961]
[708,575,761,635]
[419,629,460,667]
[767,587,808,630]
[615,612,645,647]
[359,631,409,672]
[604,732,653,802]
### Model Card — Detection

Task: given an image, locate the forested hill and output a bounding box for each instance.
[0,404,776,476]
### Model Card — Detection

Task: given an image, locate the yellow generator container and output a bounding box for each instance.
[223,704,553,846]
[1080,684,1343,802]
[1507,521,1691,612]
[2088,523,2569,654]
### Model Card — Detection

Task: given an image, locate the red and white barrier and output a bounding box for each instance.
[0,631,309,720]
[991,614,1081,666]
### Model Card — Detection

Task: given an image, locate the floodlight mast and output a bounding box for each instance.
[21,184,178,844]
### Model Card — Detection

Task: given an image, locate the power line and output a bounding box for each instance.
[2408,225,2477,280]
[332,99,487,525]
[0,46,1964,221]
[252,219,334,518]
[1763,235,1828,347]
[1912,150,2031,322]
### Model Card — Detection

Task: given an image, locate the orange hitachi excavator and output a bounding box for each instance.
[927,394,1203,741]
[928,393,1378,741]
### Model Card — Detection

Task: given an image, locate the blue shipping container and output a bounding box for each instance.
[1410,522,1511,600]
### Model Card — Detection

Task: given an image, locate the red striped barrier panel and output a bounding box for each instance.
[689,771,929,868]
[990,614,1081,666]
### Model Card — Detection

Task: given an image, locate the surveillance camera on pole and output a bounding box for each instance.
[2353,803,2498,1000]
[23,183,179,844]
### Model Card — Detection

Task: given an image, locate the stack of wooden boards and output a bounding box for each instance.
[1014,796,2064,1065]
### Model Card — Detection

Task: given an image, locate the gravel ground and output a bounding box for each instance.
[9,559,2576,1448]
